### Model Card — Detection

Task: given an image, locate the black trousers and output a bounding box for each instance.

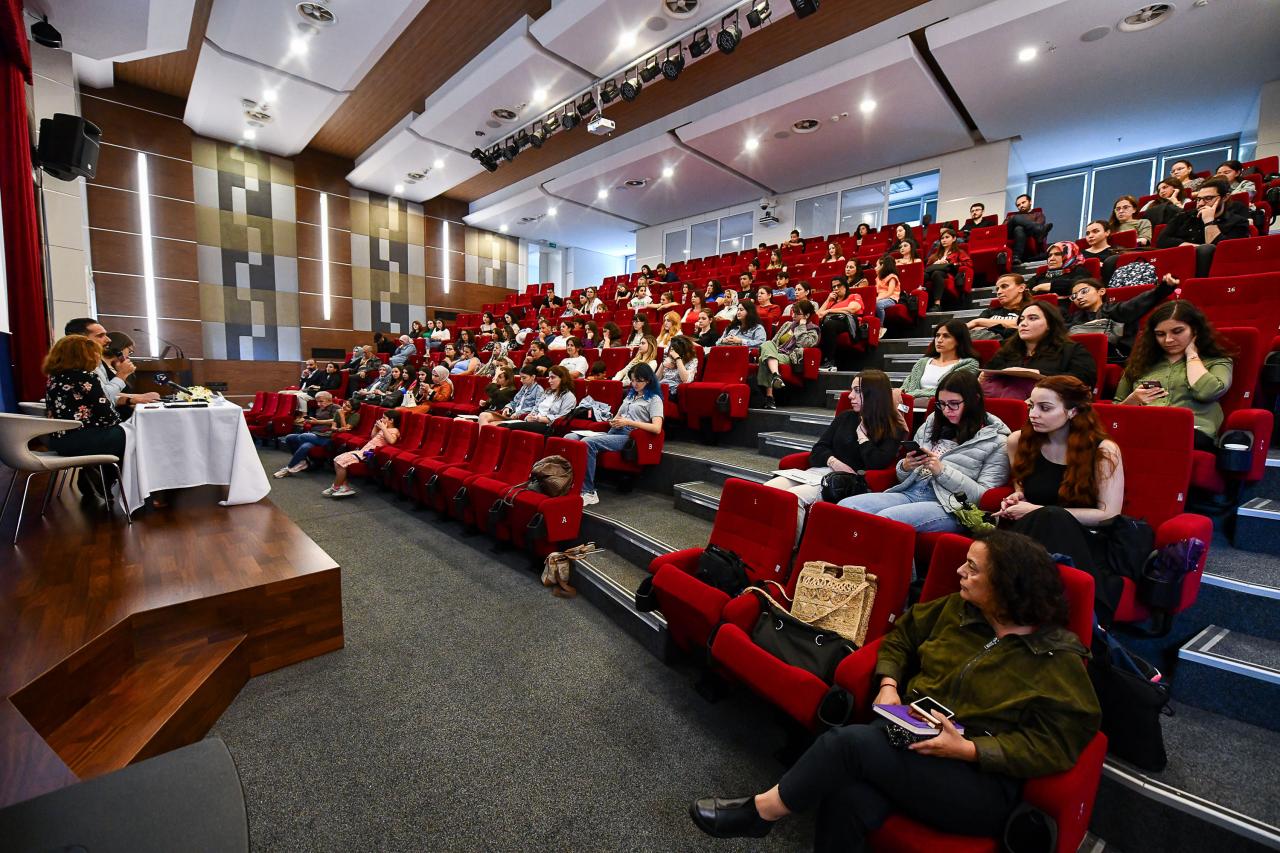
[778,722,1020,853]
[497,420,553,434]
[1193,243,1216,278]
[1012,506,1123,624]
[924,263,953,306]
[1006,214,1046,261]
[48,425,127,495]
[1193,429,1217,452]
[819,314,857,360]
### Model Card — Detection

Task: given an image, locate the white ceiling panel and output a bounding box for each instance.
[30,0,197,62]
[466,188,637,256]
[929,0,1280,173]
[676,39,973,193]
[412,18,594,153]
[545,133,765,225]
[205,0,431,92]
[530,0,784,78]
[348,115,485,203]
[184,43,348,157]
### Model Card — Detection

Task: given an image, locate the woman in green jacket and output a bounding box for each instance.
[690,530,1101,852]
[900,319,980,399]
[1114,300,1234,452]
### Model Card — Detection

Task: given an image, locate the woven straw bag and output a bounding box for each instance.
[790,561,878,647]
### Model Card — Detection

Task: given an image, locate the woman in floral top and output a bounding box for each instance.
[43,334,127,478]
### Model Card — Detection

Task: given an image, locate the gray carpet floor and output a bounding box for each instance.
[211,450,815,852]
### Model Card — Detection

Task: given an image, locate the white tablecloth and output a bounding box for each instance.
[118,398,271,513]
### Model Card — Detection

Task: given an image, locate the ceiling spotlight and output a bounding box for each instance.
[515,130,533,151]
[30,16,62,49]
[470,147,485,161]
[747,0,772,28]
[242,128,257,141]
[859,98,877,114]
[502,138,519,162]
[689,28,712,58]
[262,88,278,104]
[1017,46,1037,62]
[433,158,445,169]
[393,183,404,195]
[542,114,560,134]
[562,105,581,131]
[661,45,685,81]
[744,136,760,152]
[547,206,557,216]
[600,79,620,105]
[529,125,546,148]
[499,224,509,233]
[576,92,597,118]
[662,165,675,178]
[597,188,609,200]
[717,12,742,54]
[289,35,310,55]
[639,55,661,84]
[789,0,821,18]
[480,147,500,172]
[620,70,643,102]
[618,29,638,51]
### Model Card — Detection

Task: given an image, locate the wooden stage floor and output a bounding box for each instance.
[0,474,343,809]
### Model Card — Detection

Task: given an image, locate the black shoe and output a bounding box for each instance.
[762,397,777,409]
[690,796,774,839]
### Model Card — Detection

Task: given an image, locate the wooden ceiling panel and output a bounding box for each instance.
[112,0,213,98]
[308,0,551,158]
[447,0,924,203]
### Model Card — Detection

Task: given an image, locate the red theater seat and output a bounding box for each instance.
[1208,235,1280,277]
[678,346,751,433]
[507,437,588,554]
[388,415,450,494]
[468,430,547,533]
[426,424,506,513]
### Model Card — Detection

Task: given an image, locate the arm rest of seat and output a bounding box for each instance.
[779,452,809,470]
[721,592,763,634]
[831,636,886,720]
[1155,512,1213,614]
[649,547,703,575]
[630,427,665,465]
[1222,407,1274,483]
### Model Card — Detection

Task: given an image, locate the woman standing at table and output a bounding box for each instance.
[43,334,126,498]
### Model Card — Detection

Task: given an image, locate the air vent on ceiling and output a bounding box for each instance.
[1118,4,1173,31]
[663,0,700,19]
[244,108,272,125]
[407,171,427,181]
[519,215,544,224]
[492,108,519,123]
[793,119,820,134]
[646,16,668,31]
[296,2,337,26]
[624,178,648,188]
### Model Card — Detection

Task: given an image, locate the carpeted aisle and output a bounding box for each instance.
[211,451,815,852]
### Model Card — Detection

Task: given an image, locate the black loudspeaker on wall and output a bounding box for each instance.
[36,113,102,181]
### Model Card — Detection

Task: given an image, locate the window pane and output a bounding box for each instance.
[527,246,540,286]
[794,192,838,242]
[1160,143,1234,179]
[1031,173,1088,244]
[887,171,939,227]
[924,198,938,223]
[718,212,753,255]
[690,220,718,259]
[663,229,687,264]
[838,184,885,234]
[887,201,923,225]
[1089,159,1156,226]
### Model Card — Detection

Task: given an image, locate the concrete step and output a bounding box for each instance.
[757,430,819,459]
[673,480,724,523]
[1175,626,1280,732]
[925,307,984,323]
[1233,497,1280,557]
[877,337,935,355]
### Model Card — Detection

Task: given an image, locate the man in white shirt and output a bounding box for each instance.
[63,317,160,405]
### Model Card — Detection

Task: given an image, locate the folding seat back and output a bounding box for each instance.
[700,346,750,384]
[396,411,430,451]
[1243,155,1279,176]
[1213,326,1262,416]
[271,393,294,418]
[1111,245,1196,282]
[246,391,266,415]
[896,261,924,292]
[1095,404,1193,526]
[352,404,382,438]
[418,415,450,457]
[490,430,545,485]
[792,503,915,643]
[972,338,1001,365]
[601,347,634,378]
[1068,332,1108,396]
[463,425,508,475]
[1108,229,1139,249]
[967,225,1006,248]
[440,418,478,462]
[585,379,624,412]
[1182,273,1280,347]
[336,370,350,399]
[1208,235,1280,277]
[707,479,798,585]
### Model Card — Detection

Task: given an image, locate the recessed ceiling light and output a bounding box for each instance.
[290,35,310,55]
[597,189,609,200]
[547,206,557,216]
[1017,46,1037,62]
[662,165,674,178]
[499,224,509,233]
[618,29,638,50]
[393,183,404,194]
[533,87,548,105]
[859,98,877,114]
[262,88,278,103]
[744,136,760,152]
[433,158,444,170]
[242,128,256,141]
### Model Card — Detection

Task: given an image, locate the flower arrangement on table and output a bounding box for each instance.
[178,385,216,402]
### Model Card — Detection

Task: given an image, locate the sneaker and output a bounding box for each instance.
[762,397,777,409]
[331,486,357,498]
[581,491,600,506]
[273,467,291,479]
[821,361,838,372]
[287,460,310,473]
[322,486,336,496]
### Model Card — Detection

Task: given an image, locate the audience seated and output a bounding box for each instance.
[42,334,127,495]
[524,341,554,375]
[816,276,866,371]
[1113,299,1234,452]
[1154,177,1252,276]
[388,335,416,367]
[614,336,659,381]
[1141,177,1187,226]
[959,201,988,238]
[568,363,664,506]
[326,409,401,498]
[498,365,577,434]
[714,289,741,321]
[756,300,819,409]
[1169,158,1203,192]
[1066,275,1177,361]
[601,322,625,349]
[1108,196,1151,246]
[657,335,698,399]
[275,391,339,477]
[629,284,653,309]
[839,370,1010,534]
[923,228,968,310]
[479,367,518,416]
[968,273,1033,341]
[717,301,766,347]
[1005,193,1050,262]
[873,255,901,322]
[754,287,782,325]
[762,369,905,522]
[655,312,682,347]
[1080,219,1118,278]
[1028,241,1090,296]
[781,281,812,318]
[480,365,544,426]
[891,223,919,255]
[1216,159,1257,199]
[901,320,979,400]
[983,302,1098,394]
[823,241,844,264]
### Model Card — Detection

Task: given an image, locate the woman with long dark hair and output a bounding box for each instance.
[996,376,1126,620]
[983,302,1097,392]
[717,301,766,347]
[839,370,1010,533]
[568,362,664,506]
[923,228,969,311]
[1114,299,1234,451]
[498,365,578,433]
[901,320,979,399]
[873,253,902,324]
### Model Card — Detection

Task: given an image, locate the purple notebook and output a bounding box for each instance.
[873,703,965,736]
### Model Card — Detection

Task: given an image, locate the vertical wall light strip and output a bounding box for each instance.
[136,151,160,358]
[319,192,332,320]
[442,221,451,294]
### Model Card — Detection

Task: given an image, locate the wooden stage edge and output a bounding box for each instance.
[0,476,344,809]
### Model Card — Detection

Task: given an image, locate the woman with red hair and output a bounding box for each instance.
[994,375,1127,621]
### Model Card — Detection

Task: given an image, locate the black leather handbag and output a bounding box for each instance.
[820,471,868,504]
[749,597,854,682]
[1088,623,1171,771]
[695,544,748,596]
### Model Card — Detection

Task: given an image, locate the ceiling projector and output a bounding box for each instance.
[587,115,615,136]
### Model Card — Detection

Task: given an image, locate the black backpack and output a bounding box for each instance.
[695,544,749,596]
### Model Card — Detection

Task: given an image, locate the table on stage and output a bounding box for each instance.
[118,398,271,514]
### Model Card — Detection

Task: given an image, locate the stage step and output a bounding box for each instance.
[38,635,247,780]
[1175,626,1280,731]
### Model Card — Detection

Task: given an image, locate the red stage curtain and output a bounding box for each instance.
[0,0,50,401]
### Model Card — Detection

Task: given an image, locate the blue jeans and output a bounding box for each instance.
[573,429,631,493]
[837,478,959,533]
[875,297,896,324]
[284,432,330,467]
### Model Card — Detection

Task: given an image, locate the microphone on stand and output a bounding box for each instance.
[131,328,186,360]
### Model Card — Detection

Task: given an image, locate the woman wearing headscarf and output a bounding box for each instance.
[1027,241,1090,297]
